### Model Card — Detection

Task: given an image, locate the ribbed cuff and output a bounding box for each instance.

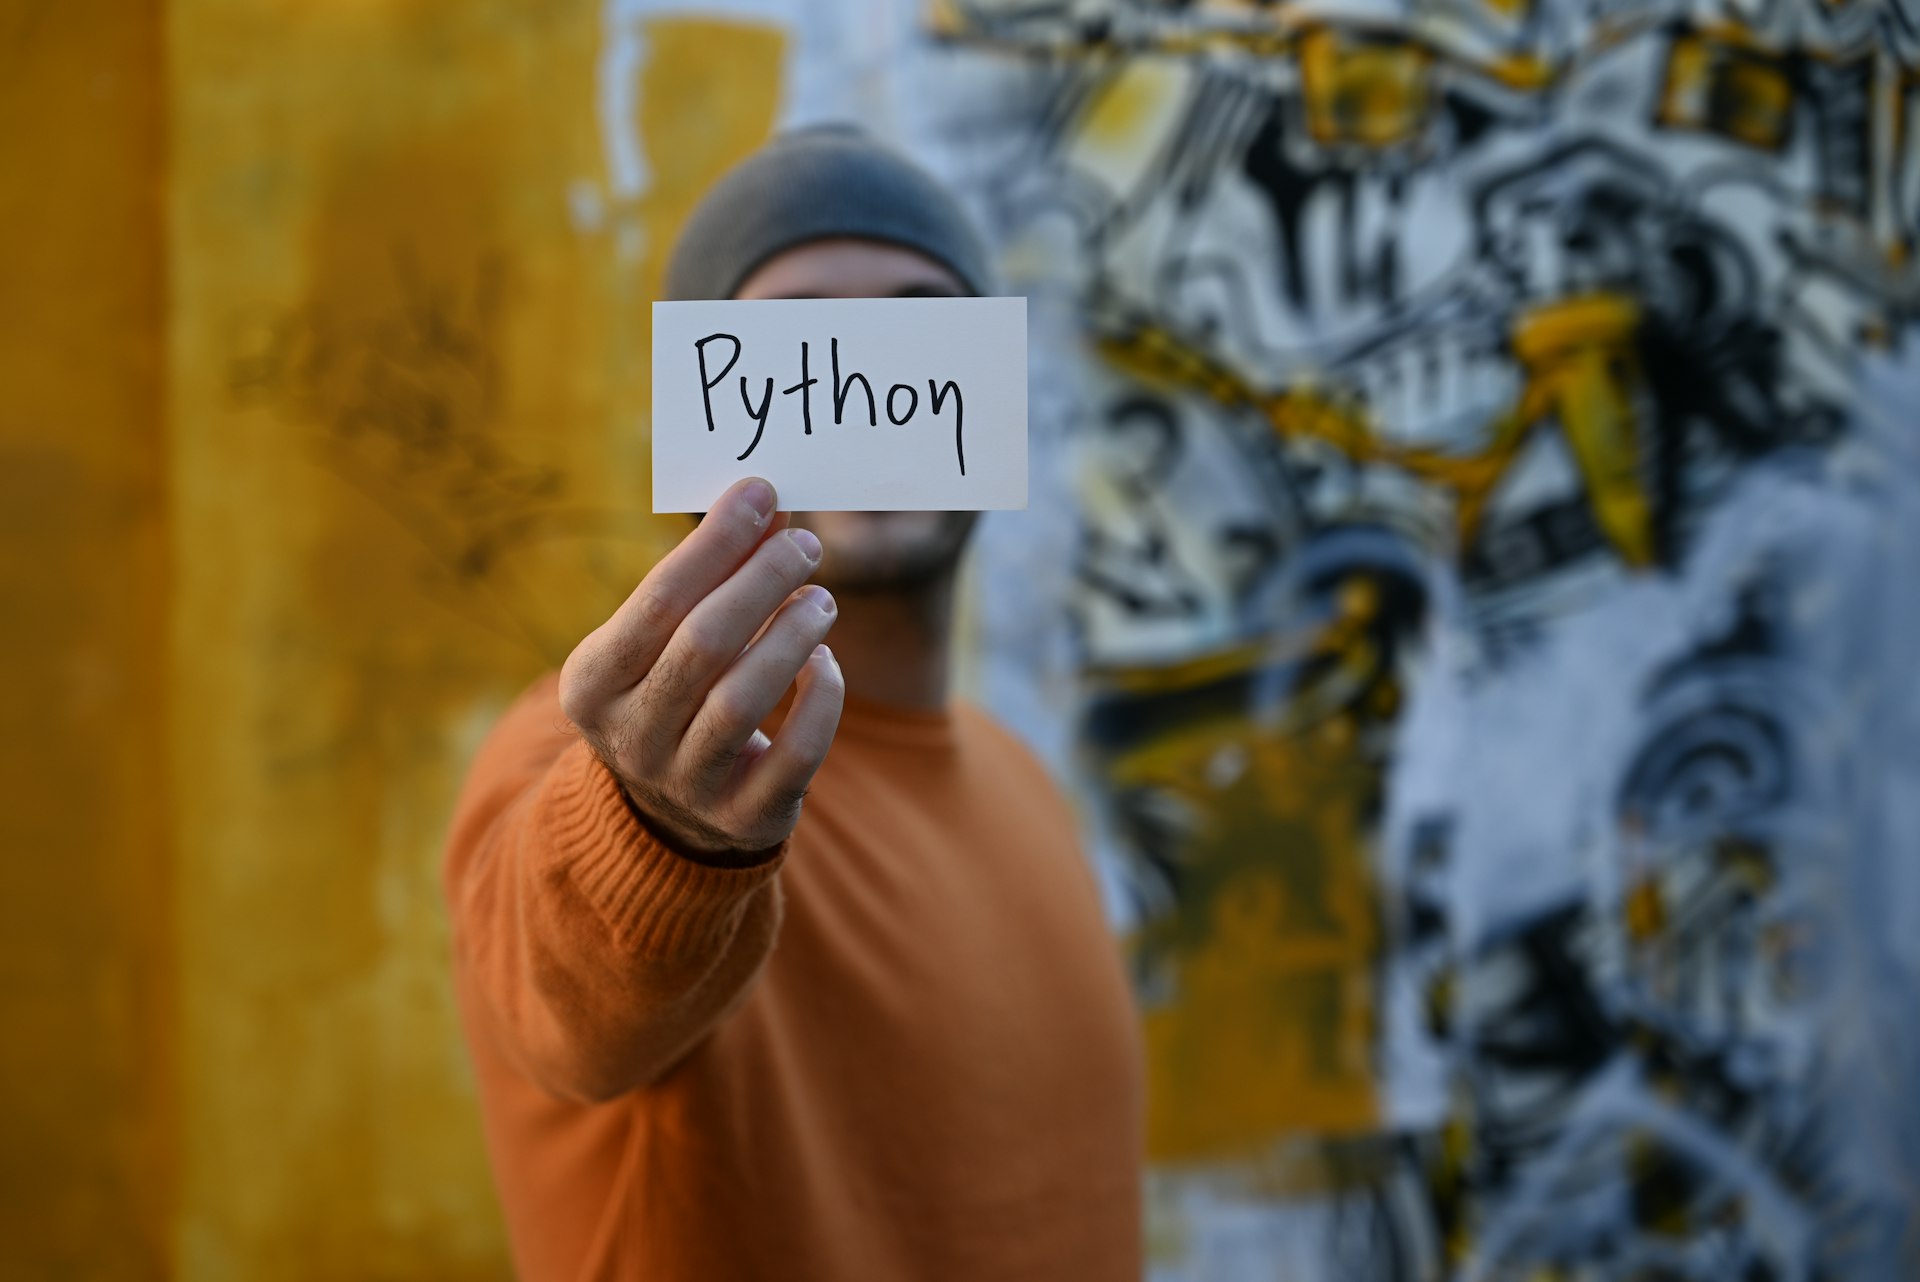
[537,739,786,959]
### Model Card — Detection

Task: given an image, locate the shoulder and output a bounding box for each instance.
[449,671,581,835]
[947,702,1117,918]
[951,701,1077,813]
[953,699,1045,762]
[499,670,566,732]
[478,671,577,773]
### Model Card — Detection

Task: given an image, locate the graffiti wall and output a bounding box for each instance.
[919,0,1920,1278]
[8,0,1916,1277]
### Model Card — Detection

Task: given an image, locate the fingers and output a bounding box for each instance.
[641,525,826,731]
[739,644,845,831]
[562,477,778,710]
[681,585,839,778]
[553,474,847,859]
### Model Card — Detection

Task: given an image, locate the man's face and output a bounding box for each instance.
[732,237,979,594]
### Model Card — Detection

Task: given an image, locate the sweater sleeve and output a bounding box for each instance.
[441,673,787,1104]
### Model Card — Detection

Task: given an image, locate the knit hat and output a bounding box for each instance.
[663,124,997,301]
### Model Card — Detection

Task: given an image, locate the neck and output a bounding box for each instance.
[825,573,955,711]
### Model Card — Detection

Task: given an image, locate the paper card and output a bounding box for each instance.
[651,296,1027,512]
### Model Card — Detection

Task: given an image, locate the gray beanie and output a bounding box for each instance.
[663,124,997,301]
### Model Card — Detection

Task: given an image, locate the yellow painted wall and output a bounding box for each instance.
[4,2,783,1275]
[0,2,172,1275]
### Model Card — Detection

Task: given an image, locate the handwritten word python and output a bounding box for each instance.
[694,334,968,476]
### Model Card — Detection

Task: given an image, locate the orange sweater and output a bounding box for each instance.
[442,674,1143,1280]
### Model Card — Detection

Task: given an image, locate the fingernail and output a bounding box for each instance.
[788,527,822,563]
[813,643,836,665]
[802,585,836,615]
[742,478,775,520]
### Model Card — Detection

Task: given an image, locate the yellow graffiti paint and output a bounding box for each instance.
[1083,60,1189,146]
[1298,28,1434,149]
[1510,294,1654,568]
[633,18,787,306]
[1658,32,1795,151]
[1069,59,1195,199]
[1097,291,1660,570]
[1129,714,1384,1157]
[1097,597,1393,1161]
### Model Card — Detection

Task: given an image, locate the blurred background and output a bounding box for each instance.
[5,0,1918,1278]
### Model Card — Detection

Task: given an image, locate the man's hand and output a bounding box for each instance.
[558,477,843,862]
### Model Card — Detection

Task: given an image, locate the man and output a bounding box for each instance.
[442,126,1143,1281]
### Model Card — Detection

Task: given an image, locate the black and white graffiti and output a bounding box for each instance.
[920,0,1920,1277]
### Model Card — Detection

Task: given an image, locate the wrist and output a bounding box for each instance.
[608,774,783,870]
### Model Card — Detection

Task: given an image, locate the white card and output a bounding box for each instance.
[651,297,1027,512]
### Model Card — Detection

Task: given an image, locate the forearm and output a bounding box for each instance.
[443,690,785,1102]
[445,477,841,1101]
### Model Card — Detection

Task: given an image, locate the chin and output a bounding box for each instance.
[792,511,977,592]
